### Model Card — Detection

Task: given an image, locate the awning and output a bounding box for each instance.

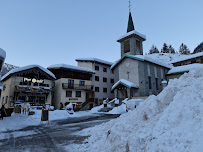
[111,79,139,91]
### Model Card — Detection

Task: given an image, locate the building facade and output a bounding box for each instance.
[47,64,95,110]
[0,65,56,109]
[76,58,115,105]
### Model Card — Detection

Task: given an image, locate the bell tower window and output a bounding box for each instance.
[124,40,130,53]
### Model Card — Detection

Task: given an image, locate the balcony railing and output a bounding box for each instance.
[62,83,92,90]
[15,85,52,93]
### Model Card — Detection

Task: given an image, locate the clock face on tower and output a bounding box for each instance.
[126,63,130,67]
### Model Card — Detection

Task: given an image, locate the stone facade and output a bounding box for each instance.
[113,57,169,100]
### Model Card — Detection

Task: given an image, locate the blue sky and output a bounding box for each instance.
[0,0,202,67]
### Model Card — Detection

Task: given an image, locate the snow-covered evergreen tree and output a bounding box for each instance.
[193,42,203,54]
[149,45,159,54]
[168,45,175,54]
[179,43,190,55]
[161,43,169,53]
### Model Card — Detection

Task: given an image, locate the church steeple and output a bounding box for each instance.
[127,12,135,33]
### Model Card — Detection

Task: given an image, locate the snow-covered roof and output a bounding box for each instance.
[75,58,113,66]
[146,53,188,65]
[112,79,139,91]
[170,52,203,64]
[0,48,6,59]
[47,64,95,74]
[1,65,56,81]
[111,54,172,70]
[167,63,203,75]
[117,30,146,42]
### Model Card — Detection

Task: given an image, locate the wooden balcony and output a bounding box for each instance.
[62,83,92,90]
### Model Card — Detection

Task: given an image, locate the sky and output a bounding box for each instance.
[0,0,203,67]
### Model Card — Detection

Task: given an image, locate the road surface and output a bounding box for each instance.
[0,114,120,152]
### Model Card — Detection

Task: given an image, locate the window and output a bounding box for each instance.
[66,91,72,97]
[103,77,107,82]
[111,70,114,74]
[111,90,114,93]
[148,76,152,89]
[103,67,107,72]
[155,78,159,90]
[95,98,98,105]
[79,80,85,86]
[95,76,99,81]
[76,91,81,97]
[124,40,130,53]
[95,87,99,92]
[68,79,74,89]
[5,96,8,104]
[1,97,4,104]
[95,66,99,71]
[136,40,141,52]
[103,88,107,93]
[111,79,114,83]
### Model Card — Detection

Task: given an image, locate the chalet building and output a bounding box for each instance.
[111,11,171,100]
[0,65,56,110]
[171,52,203,67]
[47,64,95,110]
[76,58,115,105]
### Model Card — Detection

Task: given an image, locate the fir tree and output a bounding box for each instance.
[168,45,175,54]
[161,43,169,53]
[193,42,203,54]
[179,43,190,55]
[149,45,159,54]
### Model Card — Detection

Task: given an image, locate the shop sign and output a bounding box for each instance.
[69,98,78,100]
[24,78,44,83]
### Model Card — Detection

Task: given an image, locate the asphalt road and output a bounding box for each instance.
[0,114,120,152]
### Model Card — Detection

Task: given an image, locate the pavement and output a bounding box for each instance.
[0,114,120,152]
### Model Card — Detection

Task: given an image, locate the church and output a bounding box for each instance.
[111,11,171,100]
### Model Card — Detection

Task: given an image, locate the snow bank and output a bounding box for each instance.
[108,104,127,114]
[0,110,93,132]
[77,66,203,152]
[90,105,104,113]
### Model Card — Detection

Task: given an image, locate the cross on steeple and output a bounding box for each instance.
[129,0,131,12]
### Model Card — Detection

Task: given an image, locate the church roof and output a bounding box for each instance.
[111,54,172,70]
[127,12,135,33]
[112,79,139,91]
[117,30,146,42]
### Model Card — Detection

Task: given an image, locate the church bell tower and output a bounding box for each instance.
[117,1,146,57]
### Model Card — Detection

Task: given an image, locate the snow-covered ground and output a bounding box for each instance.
[70,66,203,152]
[0,109,93,132]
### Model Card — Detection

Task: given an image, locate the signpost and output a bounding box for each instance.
[41,109,49,124]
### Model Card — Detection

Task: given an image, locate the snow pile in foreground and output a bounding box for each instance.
[78,67,203,152]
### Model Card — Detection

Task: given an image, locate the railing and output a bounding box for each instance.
[62,83,92,90]
[15,85,52,93]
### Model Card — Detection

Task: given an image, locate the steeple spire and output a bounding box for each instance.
[127,0,135,33]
